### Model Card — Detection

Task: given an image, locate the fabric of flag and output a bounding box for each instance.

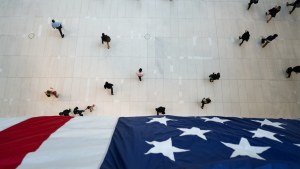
[0,116,118,169]
[100,116,300,169]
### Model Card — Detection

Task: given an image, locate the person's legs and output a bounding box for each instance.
[57,26,64,38]
[52,91,59,98]
[111,88,114,95]
[248,2,253,10]
[239,39,245,46]
[267,16,272,23]
[201,101,205,109]
[107,42,110,49]
[262,41,269,48]
[138,76,142,81]
[286,67,293,78]
[289,5,296,14]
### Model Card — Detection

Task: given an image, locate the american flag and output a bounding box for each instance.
[100,116,300,169]
[1,116,300,169]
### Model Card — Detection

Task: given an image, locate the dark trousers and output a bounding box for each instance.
[287,3,297,13]
[57,25,64,38]
[201,101,205,109]
[248,2,253,9]
[110,88,114,95]
[239,37,245,46]
[138,76,142,81]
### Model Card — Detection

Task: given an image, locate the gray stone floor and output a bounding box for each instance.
[0,0,299,118]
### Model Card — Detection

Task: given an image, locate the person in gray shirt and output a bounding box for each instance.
[52,19,64,38]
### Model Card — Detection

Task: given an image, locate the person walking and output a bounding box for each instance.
[51,19,64,38]
[85,104,95,112]
[45,87,59,98]
[239,30,250,46]
[156,106,166,116]
[261,34,278,48]
[136,68,144,81]
[73,107,85,116]
[101,33,111,49]
[247,0,259,10]
[286,0,300,14]
[59,109,71,116]
[286,66,300,78]
[104,81,114,95]
[209,73,220,82]
[266,6,281,23]
[201,98,211,109]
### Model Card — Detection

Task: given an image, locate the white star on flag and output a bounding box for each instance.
[201,117,229,124]
[221,137,270,160]
[145,138,189,161]
[249,128,282,143]
[146,116,175,126]
[178,127,211,140]
[252,119,285,129]
[295,144,300,147]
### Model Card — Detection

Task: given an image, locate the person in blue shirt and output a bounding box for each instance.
[51,19,64,38]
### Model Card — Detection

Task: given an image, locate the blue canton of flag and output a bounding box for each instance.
[100,116,300,169]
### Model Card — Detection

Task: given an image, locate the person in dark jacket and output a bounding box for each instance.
[59,109,71,116]
[201,98,211,109]
[209,73,221,82]
[261,34,278,48]
[248,0,259,10]
[266,6,281,23]
[286,0,300,14]
[101,33,111,49]
[156,106,166,116]
[239,30,250,46]
[286,66,300,78]
[104,81,114,95]
[73,107,85,116]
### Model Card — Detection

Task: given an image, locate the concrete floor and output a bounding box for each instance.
[0,0,299,118]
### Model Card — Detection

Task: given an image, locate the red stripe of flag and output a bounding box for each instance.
[0,116,72,169]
